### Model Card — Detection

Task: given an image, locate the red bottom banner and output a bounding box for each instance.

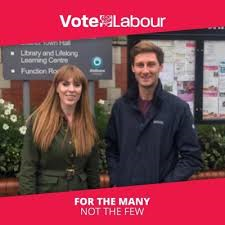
[0,178,225,224]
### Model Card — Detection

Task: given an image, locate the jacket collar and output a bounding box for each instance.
[124,79,164,107]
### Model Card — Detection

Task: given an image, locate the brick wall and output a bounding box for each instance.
[2,80,52,112]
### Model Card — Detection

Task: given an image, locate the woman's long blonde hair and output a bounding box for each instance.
[30,64,97,156]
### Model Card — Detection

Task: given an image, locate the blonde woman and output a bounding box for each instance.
[19,64,99,194]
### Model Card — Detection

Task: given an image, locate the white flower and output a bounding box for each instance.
[5,103,14,110]
[10,114,17,123]
[8,103,14,110]
[0,98,4,104]
[0,114,5,118]
[2,123,9,130]
[212,126,216,132]
[19,126,27,135]
[98,99,105,105]
[4,109,11,115]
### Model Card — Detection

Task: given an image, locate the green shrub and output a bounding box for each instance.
[197,125,225,171]
[0,99,26,178]
[95,100,110,174]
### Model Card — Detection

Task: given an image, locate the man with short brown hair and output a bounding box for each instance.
[106,40,202,187]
